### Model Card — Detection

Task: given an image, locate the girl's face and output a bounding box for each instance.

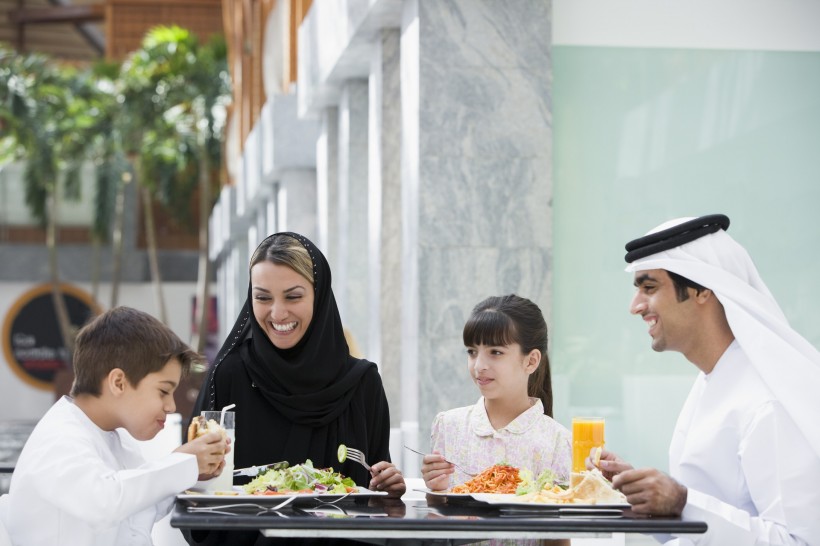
[466,342,539,401]
[251,261,315,349]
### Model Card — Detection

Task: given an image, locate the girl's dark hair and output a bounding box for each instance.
[462,294,553,416]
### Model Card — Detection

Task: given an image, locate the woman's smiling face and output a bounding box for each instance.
[251,261,315,349]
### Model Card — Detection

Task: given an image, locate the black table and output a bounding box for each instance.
[171,495,707,544]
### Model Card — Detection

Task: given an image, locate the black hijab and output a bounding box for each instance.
[200,232,374,426]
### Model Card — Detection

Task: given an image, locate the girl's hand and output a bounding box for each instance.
[585,448,632,482]
[421,450,454,491]
[368,461,406,499]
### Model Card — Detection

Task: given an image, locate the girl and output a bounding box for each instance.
[421,294,571,492]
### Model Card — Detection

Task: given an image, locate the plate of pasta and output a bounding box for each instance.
[420,464,629,510]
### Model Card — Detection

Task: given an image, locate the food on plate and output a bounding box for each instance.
[187,415,228,442]
[518,468,627,505]
[452,464,520,494]
[514,467,561,495]
[243,459,358,495]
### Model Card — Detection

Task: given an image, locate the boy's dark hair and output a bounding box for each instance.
[463,294,554,417]
[70,306,200,397]
[668,271,708,302]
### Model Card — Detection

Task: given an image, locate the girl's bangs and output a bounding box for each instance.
[463,309,516,347]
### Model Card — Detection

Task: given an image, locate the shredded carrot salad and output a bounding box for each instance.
[452,464,521,494]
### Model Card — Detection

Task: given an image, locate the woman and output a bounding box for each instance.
[187,232,404,545]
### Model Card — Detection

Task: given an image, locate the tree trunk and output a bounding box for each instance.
[46,188,75,362]
[141,185,167,324]
[90,234,101,306]
[192,143,212,355]
[110,172,127,308]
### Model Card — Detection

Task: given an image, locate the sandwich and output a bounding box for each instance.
[188,416,228,442]
[569,468,627,504]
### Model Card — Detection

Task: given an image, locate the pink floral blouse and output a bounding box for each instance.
[430,397,571,489]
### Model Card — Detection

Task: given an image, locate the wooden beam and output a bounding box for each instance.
[8,4,105,25]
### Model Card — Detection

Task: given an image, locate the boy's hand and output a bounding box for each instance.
[421,451,453,491]
[368,461,406,499]
[175,430,230,479]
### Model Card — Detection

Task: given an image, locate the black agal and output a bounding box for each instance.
[625,214,730,263]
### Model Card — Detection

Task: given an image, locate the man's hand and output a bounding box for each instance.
[421,451,454,492]
[175,430,230,480]
[586,448,633,481]
[612,468,688,516]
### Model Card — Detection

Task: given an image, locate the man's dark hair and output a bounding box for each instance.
[668,271,708,302]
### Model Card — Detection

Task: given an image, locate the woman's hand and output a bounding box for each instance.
[368,461,406,499]
[176,431,231,480]
[421,450,453,491]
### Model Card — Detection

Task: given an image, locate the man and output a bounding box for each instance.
[593,214,820,545]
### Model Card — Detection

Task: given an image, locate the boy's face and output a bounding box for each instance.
[118,358,181,441]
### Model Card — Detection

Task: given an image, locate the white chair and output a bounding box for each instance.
[0,494,13,546]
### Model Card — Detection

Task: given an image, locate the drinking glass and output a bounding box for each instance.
[200,410,235,492]
[571,417,605,473]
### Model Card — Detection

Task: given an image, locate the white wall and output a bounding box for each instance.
[0,282,198,421]
[554,0,820,52]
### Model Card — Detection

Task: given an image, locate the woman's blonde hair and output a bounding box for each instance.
[250,234,314,284]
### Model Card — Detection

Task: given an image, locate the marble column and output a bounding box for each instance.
[336,81,370,353]
[316,107,339,267]
[401,0,553,450]
[276,169,318,244]
[368,28,402,424]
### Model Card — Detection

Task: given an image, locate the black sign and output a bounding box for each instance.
[2,284,99,390]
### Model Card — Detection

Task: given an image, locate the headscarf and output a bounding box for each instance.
[625,217,820,458]
[201,232,374,426]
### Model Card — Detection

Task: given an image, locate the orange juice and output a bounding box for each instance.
[572,417,605,473]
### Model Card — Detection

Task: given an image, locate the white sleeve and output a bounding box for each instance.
[676,401,819,546]
[29,434,198,529]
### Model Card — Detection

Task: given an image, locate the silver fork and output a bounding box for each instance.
[344,446,371,471]
[403,445,477,476]
[187,495,298,514]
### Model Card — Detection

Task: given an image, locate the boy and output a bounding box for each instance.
[7,306,230,546]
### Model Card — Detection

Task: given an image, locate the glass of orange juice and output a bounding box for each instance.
[572,417,605,473]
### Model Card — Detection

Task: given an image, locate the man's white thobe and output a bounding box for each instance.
[668,342,820,545]
[8,396,198,546]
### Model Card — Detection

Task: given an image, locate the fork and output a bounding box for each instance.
[187,495,297,514]
[403,445,477,476]
[344,446,371,471]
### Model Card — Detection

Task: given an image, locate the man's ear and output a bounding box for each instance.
[694,288,714,304]
[106,368,128,397]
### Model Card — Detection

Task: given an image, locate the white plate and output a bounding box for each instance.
[415,488,474,499]
[414,489,628,510]
[178,486,388,505]
[472,492,630,510]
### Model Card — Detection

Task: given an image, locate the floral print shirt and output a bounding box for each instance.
[430,397,571,489]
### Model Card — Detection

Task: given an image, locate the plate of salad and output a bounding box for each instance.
[178,460,387,504]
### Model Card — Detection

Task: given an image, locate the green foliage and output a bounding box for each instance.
[119,24,230,226]
[2,24,230,235]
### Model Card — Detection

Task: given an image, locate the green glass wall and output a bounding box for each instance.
[552,46,820,471]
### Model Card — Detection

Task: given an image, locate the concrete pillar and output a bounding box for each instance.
[336,81,370,353]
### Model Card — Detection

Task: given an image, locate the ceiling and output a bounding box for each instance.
[1,0,105,61]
